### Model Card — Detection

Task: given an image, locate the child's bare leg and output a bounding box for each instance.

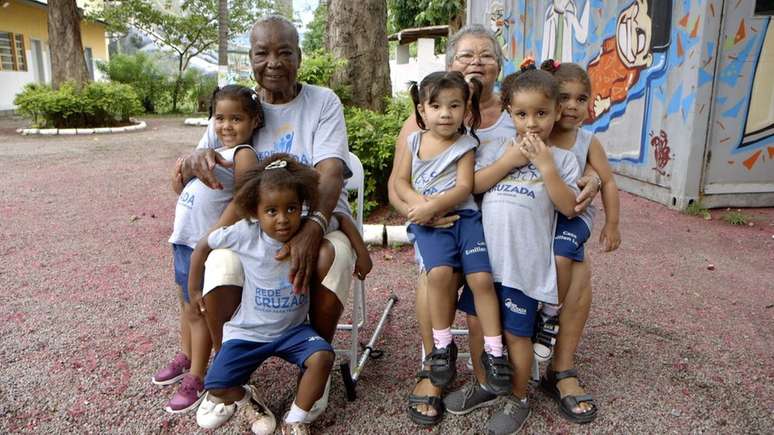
[555,256,573,303]
[184,301,212,378]
[179,289,192,358]
[553,260,593,413]
[504,333,532,399]
[296,351,335,410]
[203,286,242,353]
[465,273,502,338]
[426,266,456,331]
[466,313,487,383]
[310,240,343,343]
[207,386,247,405]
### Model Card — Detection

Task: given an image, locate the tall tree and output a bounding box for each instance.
[388,0,465,32]
[217,0,228,87]
[326,0,391,112]
[48,0,90,89]
[98,0,270,111]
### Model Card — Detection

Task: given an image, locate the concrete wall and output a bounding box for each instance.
[0,0,109,111]
[389,38,446,95]
[468,0,774,208]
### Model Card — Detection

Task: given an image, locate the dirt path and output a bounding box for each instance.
[0,116,772,434]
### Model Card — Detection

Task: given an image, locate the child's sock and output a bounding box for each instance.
[541,303,561,318]
[483,335,504,357]
[285,402,308,424]
[432,327,452,349]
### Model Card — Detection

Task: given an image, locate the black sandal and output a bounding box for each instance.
[407,370,445,426]
[540,367,598,424]
[424,341,458,388]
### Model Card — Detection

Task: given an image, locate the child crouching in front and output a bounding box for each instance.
[188,154,334,434]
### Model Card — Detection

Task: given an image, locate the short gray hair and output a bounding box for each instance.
[446,24,503,71]
[251,14,299,47]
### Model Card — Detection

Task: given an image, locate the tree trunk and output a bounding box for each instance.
[326,0,391,112]
[217,0,229,87]
[48,0,90,89]
[449,0,466,36]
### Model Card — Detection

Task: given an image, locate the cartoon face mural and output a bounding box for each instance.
[586,0,671,122]
[615,0,652,68]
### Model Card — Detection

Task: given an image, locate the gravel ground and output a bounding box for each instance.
[0,116,772,434]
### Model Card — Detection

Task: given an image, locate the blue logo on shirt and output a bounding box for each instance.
[274,132,294,153]
[254,285,307,311]
[178,192,194,209]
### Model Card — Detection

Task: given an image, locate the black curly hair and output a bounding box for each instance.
[233,153,319,220]
[500,61,560,113]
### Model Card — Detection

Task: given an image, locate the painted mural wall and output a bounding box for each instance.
[468,0,774,207]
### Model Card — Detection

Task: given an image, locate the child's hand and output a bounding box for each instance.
[408,201,438,225]
[189,291,207,316]
[354,252,373,280]
[504,137,527,166]
[173,157,185,184]
[599,223,621,252]
[520,134,554,172]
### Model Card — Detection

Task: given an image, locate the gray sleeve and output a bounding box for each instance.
[312,89,351,177]
[474,139,506,172]
[559,153,581,196]
[207,220,251,249]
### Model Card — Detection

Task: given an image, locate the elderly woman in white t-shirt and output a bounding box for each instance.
[388,25,600,429]
[179,15,356,422]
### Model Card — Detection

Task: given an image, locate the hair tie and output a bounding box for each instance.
[265,160,288,170]
[519,56,536,71]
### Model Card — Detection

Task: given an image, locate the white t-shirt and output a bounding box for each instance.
[197,84,352,218]
[169,145,254,248]
[208,219,308,343]
[477,141,580,304]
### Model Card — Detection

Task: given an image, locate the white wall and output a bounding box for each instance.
[389,38,446,95]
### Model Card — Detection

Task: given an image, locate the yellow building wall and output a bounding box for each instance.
[0,0,108,61]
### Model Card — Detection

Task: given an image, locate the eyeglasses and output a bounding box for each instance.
[454,52,498,65]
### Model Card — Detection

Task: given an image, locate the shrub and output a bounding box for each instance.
[298,51,352,104]
[185,69,218,113]
[722,209,749,226]
[14,82,143,129]
[97,53,170,113]
[345,93,412,214]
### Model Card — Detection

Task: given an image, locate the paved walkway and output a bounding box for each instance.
[0,116,772,434]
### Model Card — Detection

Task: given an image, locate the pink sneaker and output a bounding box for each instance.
[165,374,204,414]
[152,352,190,386]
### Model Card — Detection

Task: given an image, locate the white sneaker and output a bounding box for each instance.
[196,386,251,429]
[245,385,277,435]
[302,375,331,423]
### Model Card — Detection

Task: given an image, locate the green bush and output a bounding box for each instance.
[97,53,170,113]
[14,81,143,128]
[298,51,352,104]
[345,93,413,214]
[185,69,218,114]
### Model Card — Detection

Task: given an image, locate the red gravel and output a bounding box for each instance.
[0,116,772,434]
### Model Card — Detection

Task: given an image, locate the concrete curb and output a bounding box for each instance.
[18,120,147,136]
[184,117,209,126]
[362,224,410,247]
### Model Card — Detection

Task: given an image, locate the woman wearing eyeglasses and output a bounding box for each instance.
[388,25,601,430]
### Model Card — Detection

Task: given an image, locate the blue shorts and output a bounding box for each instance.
[172,244,194,303]
[408,209,491,275]
[204,324,333,390]
[458,282,539,337]
[553,214,591,262]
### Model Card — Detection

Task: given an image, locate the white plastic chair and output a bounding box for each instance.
[335,152,398,401]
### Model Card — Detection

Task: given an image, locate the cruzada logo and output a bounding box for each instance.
[504,298,527,315]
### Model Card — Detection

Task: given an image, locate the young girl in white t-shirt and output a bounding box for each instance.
[153,85,262,414]
[187,154,371,434]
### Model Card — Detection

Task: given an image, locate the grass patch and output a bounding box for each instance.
[722,210,750,225]
[684,201,710,219]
